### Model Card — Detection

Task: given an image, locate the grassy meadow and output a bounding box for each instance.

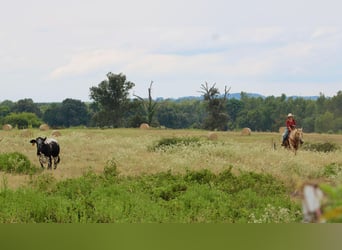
[0,128,341,222]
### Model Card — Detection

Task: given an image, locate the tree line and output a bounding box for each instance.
[0,72,341,133]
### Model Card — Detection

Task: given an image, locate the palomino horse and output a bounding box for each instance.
[283,128,304,154]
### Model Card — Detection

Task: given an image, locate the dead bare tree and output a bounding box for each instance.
[134,81,158,126]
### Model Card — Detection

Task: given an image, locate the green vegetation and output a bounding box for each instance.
[0,166,301,223]
[89,72,135,128]
[43,99,90,127]
[149,136,203,151]
[200,82,229,131]
[2,112,42,129]
[0,128,341,223]
[320,184,342,222]
[321,163,342,179]
[0,152,39,174]
[303,142,340,153]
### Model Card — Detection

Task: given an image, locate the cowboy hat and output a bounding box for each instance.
[287,113,294,117]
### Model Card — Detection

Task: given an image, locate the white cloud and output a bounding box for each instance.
[49,24,342,86]
[311,26,339,39]
[1,0,342,102]
[49,49,144,78]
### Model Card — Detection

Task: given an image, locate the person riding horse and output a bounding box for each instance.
[281,113,297,146]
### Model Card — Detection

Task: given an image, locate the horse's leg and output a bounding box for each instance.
[284,138,290,149]
[288,139,296,153]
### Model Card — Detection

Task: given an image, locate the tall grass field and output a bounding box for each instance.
[0,128,341,223]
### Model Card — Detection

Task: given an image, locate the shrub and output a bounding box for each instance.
[184,169,216,184]
[303,142,340,152]
[153,182,188,201]
[0,152,38,174]
[3,112,43,129]
[103,158,119,182]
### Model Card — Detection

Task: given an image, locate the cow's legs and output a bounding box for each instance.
[38,155,45,169]
[48,156,52,170]
[53,156,60,169]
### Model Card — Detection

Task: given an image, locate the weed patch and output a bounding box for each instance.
[149,136,204,152]
[320,163,342,179]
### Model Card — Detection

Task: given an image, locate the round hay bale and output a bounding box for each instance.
[20,129,33,138]
[51,130,62,137]
[208,132,218,140]
[241,127,252,136]
[279,127,286,134]
[39,124,50,131]
[2,124,12,131]
[140,123,150,129]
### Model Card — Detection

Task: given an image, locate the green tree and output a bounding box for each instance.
[0,100,13,125]
[60,99,90,127]
[3,112,42,129]
[199,82,230,131]
[12,98,42,117]
[43,99,90,127]
[316,93,327,115]
[89,72,135,127]
[263,96,283,131]
[156,100,203,129]
[42,103,63,127]
[226,98,243,130]
[301,116,315,133]
[328,91,342,118]
[333,117,342,133]
[315,111,334,133]
[126,99,147,128]
[235,94,266,131]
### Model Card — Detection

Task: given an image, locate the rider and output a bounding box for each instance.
[281,113,297,146]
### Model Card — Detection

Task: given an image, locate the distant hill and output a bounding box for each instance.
[156,93,319,101]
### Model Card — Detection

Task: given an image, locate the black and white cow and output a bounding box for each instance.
[30,137,60,169]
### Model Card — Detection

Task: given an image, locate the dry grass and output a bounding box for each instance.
[0,128,341,190]
[20,129,34,138]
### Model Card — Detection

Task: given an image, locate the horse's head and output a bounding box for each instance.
[287,128,304,154]
[295,128,304,144]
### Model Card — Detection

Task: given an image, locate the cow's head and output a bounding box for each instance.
[30,137,47,154]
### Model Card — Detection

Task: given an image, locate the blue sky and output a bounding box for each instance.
[0,0,341,102]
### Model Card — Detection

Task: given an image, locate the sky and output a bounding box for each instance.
[0,0,341,102]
